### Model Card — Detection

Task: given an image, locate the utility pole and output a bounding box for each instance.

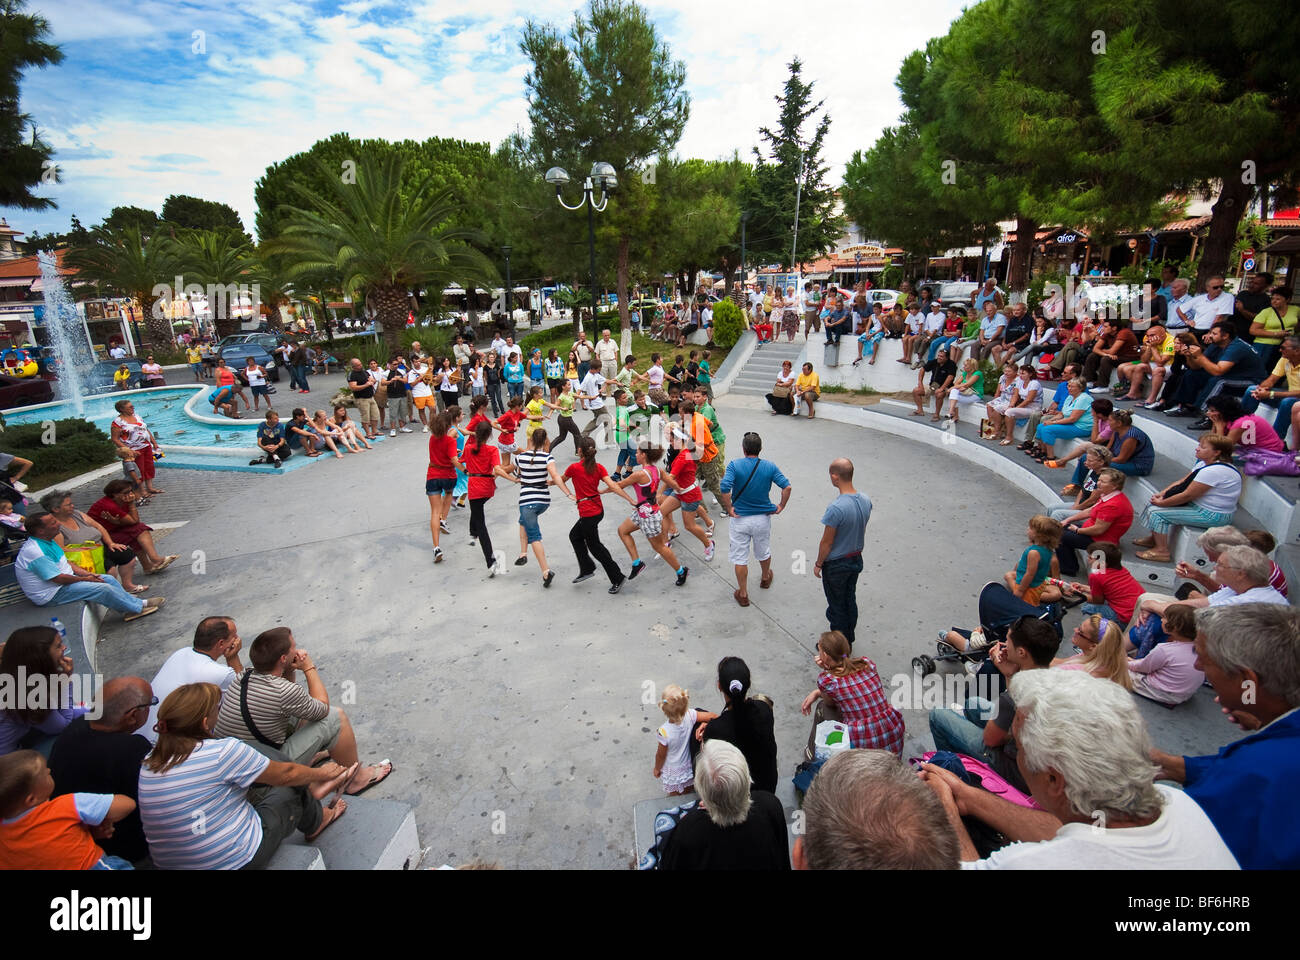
[791,150,805,277]
[739,211,749,303]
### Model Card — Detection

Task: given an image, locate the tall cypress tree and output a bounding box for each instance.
[745,58,840,270]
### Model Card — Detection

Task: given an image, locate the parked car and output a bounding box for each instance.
[217,332,281,352]
[85,359,145,396]
[933,281,1007,307]
[218,343,281,382]
[864,288,903,310]
[0,372,54,409]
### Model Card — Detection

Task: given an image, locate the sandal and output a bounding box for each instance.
[126,584,149,595]
[759,571,774,589]
[1060,484,1079,497]
[1136,549,1172,563]
[734,589,750,608]
[346,759,394,797]
[999,439,1014,446]
[305,798,348,842]
[147,555,179,574]
[1132,537,1155,549]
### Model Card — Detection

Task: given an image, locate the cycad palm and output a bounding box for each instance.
[64,225,179,348]
[268,153,496,350]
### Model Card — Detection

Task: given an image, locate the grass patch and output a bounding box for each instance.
[821,384,880,396]
[0,418,118,491]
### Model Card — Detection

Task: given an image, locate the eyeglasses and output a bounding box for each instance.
[1208,284,1223,290]
[135,696,160,711]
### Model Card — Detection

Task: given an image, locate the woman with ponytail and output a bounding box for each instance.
[696,656,777,793]
[557,436,633,593]
[799,630,904,762]
[137,682,357,869]
[461,419,516,577]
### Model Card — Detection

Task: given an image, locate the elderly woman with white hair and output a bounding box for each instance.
[919,669,1239,868]
[657,740,790,870]
[1151,604,1300,869]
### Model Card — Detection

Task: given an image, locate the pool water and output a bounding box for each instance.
[3,386,263,449]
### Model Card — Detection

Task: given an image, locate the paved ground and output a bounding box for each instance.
[88,380,1238,869]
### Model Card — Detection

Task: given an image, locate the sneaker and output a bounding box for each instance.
[667,531,680,545]
[514,555,528,566]
[628,560,646,580]
[542,570,555,588]
[608,576,624,595]
[422,425,430,433]
[704,540,715,562]
[400,426,413,433]
[469,537,478,546]
[1088,386,1109,395]
[433,547,444,563]
[249,458,263,466]
[439,519,449,533]
[572,571,596,584]
[489,557,502,578]
[390,429,397,437]
[675,566,689,586]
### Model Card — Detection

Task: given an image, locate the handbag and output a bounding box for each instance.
[63,541,105,574]
[772,382,791,398]
[1239,449,1300,477]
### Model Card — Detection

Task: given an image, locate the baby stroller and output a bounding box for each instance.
[912,581,1065,677]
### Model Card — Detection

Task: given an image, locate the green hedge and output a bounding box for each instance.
[1,418,117,482]
[710,298,745,348]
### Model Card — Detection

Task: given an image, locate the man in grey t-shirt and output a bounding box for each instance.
[814,458,872,647]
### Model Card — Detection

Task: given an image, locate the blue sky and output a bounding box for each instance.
[7,0,969,241]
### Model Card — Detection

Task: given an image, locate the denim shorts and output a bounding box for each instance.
[519,501,550,543]
[426,477,455,495]
[680,498,703,512]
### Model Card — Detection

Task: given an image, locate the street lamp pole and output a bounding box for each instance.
[547,162,617,343]
[739,211,749,304]
[502,244,512,333]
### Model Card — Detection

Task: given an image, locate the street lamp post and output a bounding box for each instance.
[501,244,512,334]
[546,162,617,344]
[739,211,749,305]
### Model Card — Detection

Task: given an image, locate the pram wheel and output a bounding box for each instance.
[912,654,936,677]
[936,640,959,656]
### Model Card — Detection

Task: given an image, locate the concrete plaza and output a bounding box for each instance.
[78,377,1238,868]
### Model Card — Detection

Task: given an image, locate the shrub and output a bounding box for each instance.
[710,298,745,348]
[1,419,117,480]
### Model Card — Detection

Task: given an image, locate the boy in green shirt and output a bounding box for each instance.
[611,389,635,480]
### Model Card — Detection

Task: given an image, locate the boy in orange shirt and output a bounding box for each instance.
[0,750,136,869]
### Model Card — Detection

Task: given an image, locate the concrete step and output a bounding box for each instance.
[277,795,421,870]
[266,843,326,870]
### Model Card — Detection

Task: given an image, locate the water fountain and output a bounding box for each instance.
[39,250,92,417]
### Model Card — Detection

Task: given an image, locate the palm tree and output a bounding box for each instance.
[171,229,256,338]
[64,225,179,348]
[267,153,496,351]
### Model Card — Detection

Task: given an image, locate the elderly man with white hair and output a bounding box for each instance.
[1138,544,1286,623]
[658,740,789,870]
[920,669,1239,868]
[793,749,959,870]
[1152,604,1300,869]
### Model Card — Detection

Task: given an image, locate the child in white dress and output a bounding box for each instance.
[652,685,717,796]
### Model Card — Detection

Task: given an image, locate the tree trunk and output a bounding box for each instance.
[372,283,409,352]
[1007,215,1037,294]
[142,293,172,348]
[616,237,631,332]
[1195,171,1254,289]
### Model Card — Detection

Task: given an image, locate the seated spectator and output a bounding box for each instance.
[1019,363,1080,451]
[853,305,887,366]
[47,676,154,863]
[253,410,291,467]
[1134,434,1241,563]
[1118,323,1175,406]
[13,512,163,623]
[1052,613,1133,689]
[1055,468,1134,576]
[1151,604,1300,868]
[1030,378,1094,461]
[1104,409,1154,476]
[1041,397,1111,474]
[1061,540,1144,625]
[657,740,789,870]
[1162,320,1267,427]
[1082,318,1140,391]
[1127,603,1204,705]
[0,749,136,869]
[983,362,1019,440]
[799,630,904,761]
[1048,444,1112,517]
[144,616,245,745]
[283,408,320,457]
[0,625,88,757]
[1241,333,1299,445]
[911,351,957,420]
[793,749,959,870]
[922,669,1239,868]
[1206,393,1283,453]
[1244,529,1288,597]
[793,362,820,419]
[992,302,1034,368]
[765,360,796,416]
[991,365,1042,445]
[927,616,1059,792]
[943,357,984,420]
[1171,525,1250,601]
[1008,308,1057,367]
[697,656,777,794]
[1048,316,1097,375]
[86,479,179,574]
[138,683,357,869]
[1003,515,1063,605]
[212,627,392,796]
[41,488,145,596]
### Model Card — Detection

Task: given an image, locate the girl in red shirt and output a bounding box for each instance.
[557,436,634,592]
[426,411,462,563]
[461,420,515,576]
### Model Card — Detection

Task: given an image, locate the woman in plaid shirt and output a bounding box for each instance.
[800,631,905,761]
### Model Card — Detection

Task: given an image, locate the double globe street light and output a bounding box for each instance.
[546,162,617,338]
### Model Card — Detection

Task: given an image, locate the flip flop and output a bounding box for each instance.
[147,555,179,574]
[1136,550,1172,562]
[123,598,164,622]
[126,584,149,595]
[346,759,394,797]
[305,798,348,842]
[733,589,750,607]
[759,571,774,589]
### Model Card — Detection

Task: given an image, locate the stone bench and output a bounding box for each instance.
[0,564,103,675]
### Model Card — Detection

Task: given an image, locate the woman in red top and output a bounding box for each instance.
[426,411,462,563]
[461,420,515,576]
[557,436,633,592]
[87,478,179,573]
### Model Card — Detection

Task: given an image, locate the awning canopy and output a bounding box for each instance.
[1265,234,1300,254]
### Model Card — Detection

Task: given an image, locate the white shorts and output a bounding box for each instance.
[728,513,773,566]
[1004,405,1037,419]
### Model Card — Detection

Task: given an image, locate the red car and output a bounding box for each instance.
[0,372,55,410]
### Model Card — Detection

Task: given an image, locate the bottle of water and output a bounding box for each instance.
[51,617,67,640]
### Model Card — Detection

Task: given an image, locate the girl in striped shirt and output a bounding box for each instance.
[510,428,574,587]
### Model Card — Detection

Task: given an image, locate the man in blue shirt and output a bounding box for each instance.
[14,512,158,620]
[253,410,290,467]
[1151,603,1300,869]
[814,458,872,647]
[972,301,1007,364]
[718,432,792,607]
[1162,321,1266,425]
